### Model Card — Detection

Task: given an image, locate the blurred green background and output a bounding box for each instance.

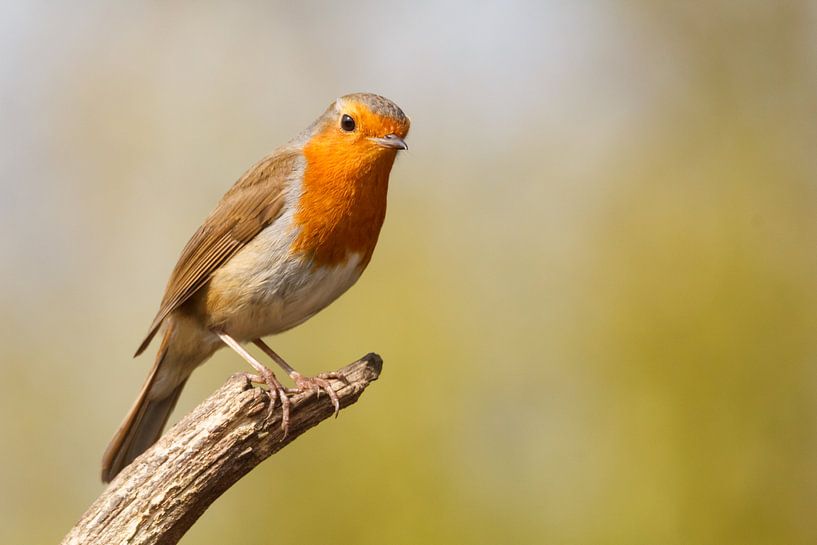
[2,2,817,544]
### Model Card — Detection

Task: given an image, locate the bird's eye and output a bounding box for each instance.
[340,114,356,132]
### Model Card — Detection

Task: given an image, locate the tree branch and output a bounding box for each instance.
[61,353,383,545]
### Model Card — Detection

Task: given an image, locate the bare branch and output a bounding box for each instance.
[61,354,383,545]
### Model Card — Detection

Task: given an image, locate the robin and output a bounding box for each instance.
[101,93,410,482]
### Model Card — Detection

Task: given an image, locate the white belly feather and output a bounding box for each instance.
[206,198,364,341]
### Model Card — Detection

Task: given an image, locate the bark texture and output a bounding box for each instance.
[61,353,382,545]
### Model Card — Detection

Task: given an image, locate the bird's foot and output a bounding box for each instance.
[244,367,291,435]
[288,371,347,417]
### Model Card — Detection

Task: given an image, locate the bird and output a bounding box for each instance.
[101,93,409,482]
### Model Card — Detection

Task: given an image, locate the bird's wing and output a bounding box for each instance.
[134,150,299,356]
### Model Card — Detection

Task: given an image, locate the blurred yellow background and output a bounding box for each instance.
[2,2,816,544]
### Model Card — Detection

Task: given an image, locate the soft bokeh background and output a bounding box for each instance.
[2,2,817,544]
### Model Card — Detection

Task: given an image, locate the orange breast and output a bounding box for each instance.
[290,130,395,269]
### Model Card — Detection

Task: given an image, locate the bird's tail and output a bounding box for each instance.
[101,323,188,483]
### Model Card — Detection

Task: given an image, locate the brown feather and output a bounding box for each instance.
[134,151,297,356]
[102,321,180,482]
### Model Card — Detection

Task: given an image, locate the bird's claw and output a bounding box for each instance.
[290,372,341,417]
[244,369,291,436]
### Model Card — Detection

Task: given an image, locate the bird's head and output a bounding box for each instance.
[333,93,410,151]
[304,93,410,168]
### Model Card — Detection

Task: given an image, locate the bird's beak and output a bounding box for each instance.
[369,134,408,150]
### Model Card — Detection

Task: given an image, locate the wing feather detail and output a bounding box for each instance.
[134,151,298,356]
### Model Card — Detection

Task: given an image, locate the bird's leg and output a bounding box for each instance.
[252,338,344,417]
[216,331,291,433]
